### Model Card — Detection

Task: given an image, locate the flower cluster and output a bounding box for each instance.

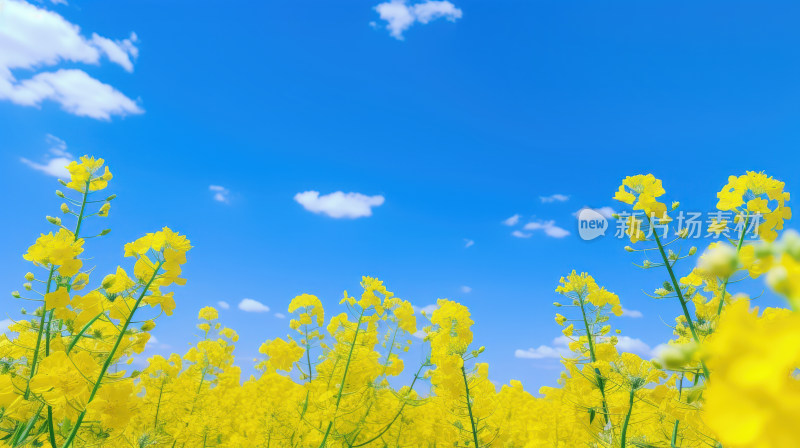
[1,159,798,447]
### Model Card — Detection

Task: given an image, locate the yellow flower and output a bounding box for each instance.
[65,155,112,192]
[703,300,800,446]
[198,306,219,321]
[259,337,304,372]
[716,171,791,241]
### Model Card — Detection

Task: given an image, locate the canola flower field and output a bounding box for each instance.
[1,156,798,448]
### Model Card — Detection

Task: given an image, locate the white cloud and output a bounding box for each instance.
[523,220,570,238]
[144,334,170,350]
[0,0,142,119]
[412,329,426,339]
[0,319,12,333]
[540,194,570,203]
[574,206,616,220]
[413,304,438,315]
[460,285,471,293]
[374,0,462,40]
[464,239,474,248]
[217,301,230,310]
[294,191,385,219]
[511,230,531,238]
[515,336,573,360]
[2,69,143,120]
[621,308,643,318]
[209,185,231,203]
[615,336,652,357]
[502,214,520,226]
[274,313,286,319]
[238,298,270,313]
[20,134,74,178]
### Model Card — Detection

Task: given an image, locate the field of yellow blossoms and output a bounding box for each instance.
[1,155,798,447]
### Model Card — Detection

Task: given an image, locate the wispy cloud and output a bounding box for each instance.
[374,0,462,40]
[621,308,643,318]
[502,214,521,226]
[464,239,474,248]
[511,230,531,239]
[515,336,573,360]
[0,0,142,119]
[209,185,231,203]
[274,313,286,319]
[523,220,570,238]
[540,194,570,203]
[20,134,74,178]
[217,301,230,310]
[238,298,270,313]
[294,191,385,219]
[460,285,472,293]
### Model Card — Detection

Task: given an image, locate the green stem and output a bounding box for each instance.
[671,420,680,448]
[460,365,481,448]
[73,181,91,240]
[352,362,426,447]
[318,310,365,448]
[66,312,105,354]
[24,266,55,400]
[715,216,750,317]
[578,294,611,426]
[60,262,163,448]
[671,372,685,448]
[154,380,166,430]
[302,314,315,382]
[620,388,635,448]
[651,226,711,379]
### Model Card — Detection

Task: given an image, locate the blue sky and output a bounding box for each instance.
[2,0,800,389]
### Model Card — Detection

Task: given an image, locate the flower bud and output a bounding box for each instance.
[688,246,697,255]
[698,244,738,278]
[24,272,34,281]
[780,230,800,260]
[55,190,66,198]
[141,320,156,331]
[99,229,111,236]
[58,179,67,186]
[643,260,652,268]
[11,291,21,298]
[553,302,562,307]
[23,283,32,291]
[60,203,70,214]
[677,228,689,239]
[671,201,680,211]
[101,274,117,290]
[657,342,697,370]
[754,243,773,259]
[766,265,790,295]
[106,194,117,201]
[624,246,634,252]
[46,216,61,226]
